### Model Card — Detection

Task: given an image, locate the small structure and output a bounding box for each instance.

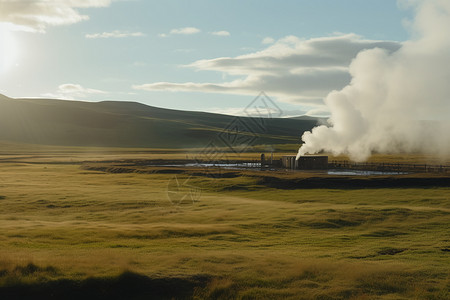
[266,154,329,170]
[281,155,297,170]
[297,155,328,170]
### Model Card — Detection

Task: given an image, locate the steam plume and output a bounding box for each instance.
[297,0,450,161]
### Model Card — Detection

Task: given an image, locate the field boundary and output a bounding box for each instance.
[329,160,449,173]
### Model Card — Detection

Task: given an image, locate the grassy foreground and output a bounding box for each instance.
[0,148,449,299]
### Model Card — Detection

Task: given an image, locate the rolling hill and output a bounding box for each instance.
[0,94,319,149]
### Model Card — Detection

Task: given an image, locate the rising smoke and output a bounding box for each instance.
[297,0,450,162]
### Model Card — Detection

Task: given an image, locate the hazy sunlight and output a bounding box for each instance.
[0,23,18,74]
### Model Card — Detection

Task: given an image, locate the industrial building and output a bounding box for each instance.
[297,155,328,170]
[281,155,297,169]
[280,155,328,170]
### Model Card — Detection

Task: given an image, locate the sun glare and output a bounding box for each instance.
[0,23,19,74]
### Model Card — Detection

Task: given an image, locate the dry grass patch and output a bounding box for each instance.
[0,149,448,298]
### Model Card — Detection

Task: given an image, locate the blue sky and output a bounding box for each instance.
[0,0,414,116]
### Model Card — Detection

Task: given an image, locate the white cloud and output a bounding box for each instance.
[44,83,106,100]
[206,107,307,118]
[262,37,275,44]
[133,34,401,109]
[158,27,201,37]
[85,30,145,39]
[211,30,230,36]
[304,107,331,117]
[0,0,112,33]
[169,27,200,35]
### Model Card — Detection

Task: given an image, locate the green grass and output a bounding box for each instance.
[0,150,449,299]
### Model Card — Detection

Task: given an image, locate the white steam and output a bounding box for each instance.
[297,0,450,162]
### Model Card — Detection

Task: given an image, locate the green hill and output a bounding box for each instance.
[0,94,319,149]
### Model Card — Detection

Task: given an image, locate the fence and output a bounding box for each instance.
[328,160,449,173]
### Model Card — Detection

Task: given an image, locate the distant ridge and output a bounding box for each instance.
[0,94,319,148]
[289,115,327,122]
[0,93,11,101]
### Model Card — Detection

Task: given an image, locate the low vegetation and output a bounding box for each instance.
[0,146,448,299]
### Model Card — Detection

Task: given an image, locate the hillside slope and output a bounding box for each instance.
[0,94,318,148]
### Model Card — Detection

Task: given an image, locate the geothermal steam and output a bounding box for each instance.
[297,0,450,162]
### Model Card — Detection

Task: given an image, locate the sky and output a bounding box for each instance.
[0,0,415,117]
[297,0,450,160]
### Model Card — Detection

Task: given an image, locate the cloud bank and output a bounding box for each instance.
[297,0,450,161]
[159,27,201,37]
[134,34,400,111]
[262,37,275,44]
[43,83,106,100]
[170,27,200,35]
[211,30,230,36]
[0,0,112,32]
[86,30,145,39]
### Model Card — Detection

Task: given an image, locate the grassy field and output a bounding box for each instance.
[0,145,449,299]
